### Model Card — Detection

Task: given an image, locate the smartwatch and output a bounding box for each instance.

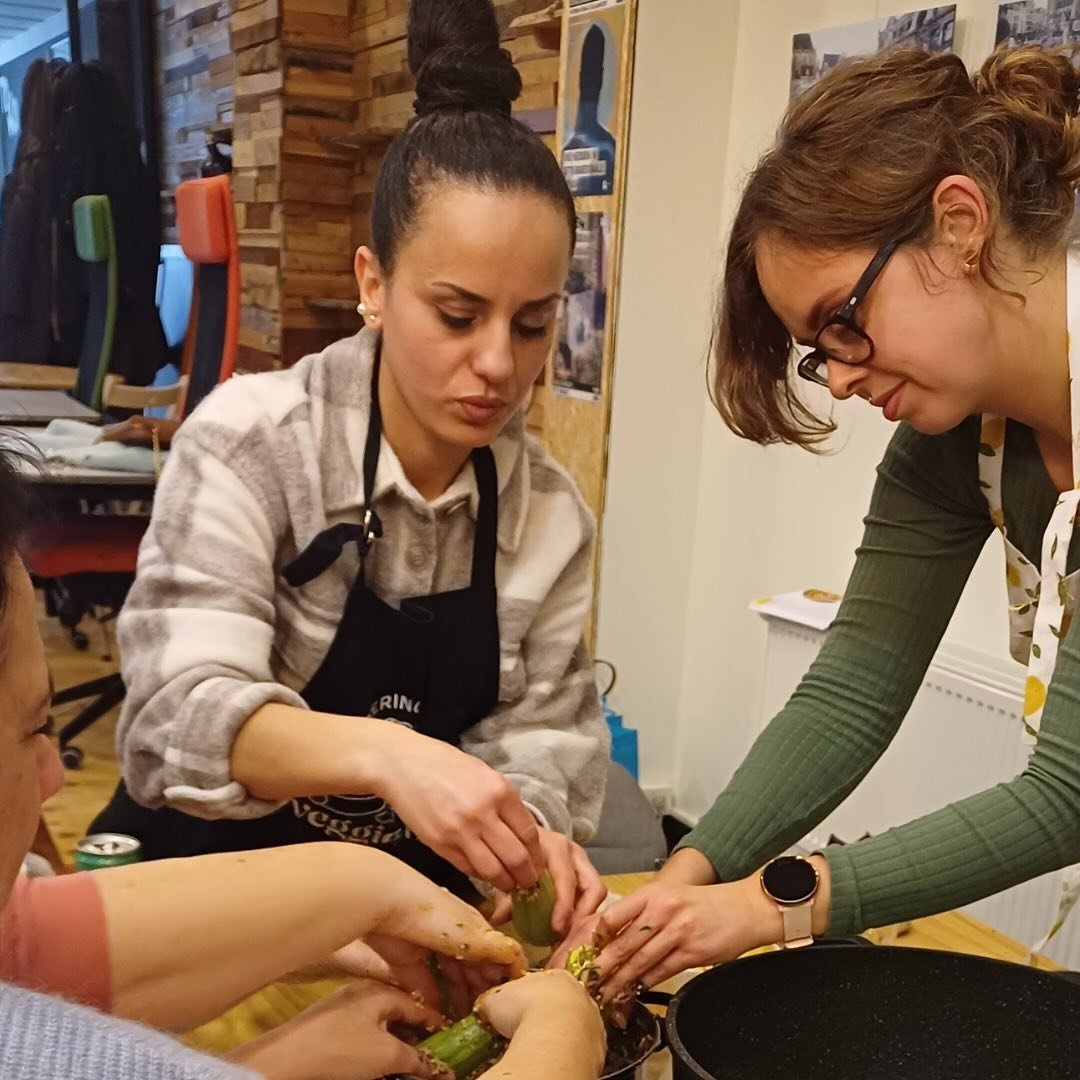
[760,855,819,949]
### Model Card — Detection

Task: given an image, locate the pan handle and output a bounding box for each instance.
[812,935,873,949]
[638,990,674,1008]
[637,990,672,1052]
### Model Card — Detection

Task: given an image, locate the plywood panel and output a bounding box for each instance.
[545,0,639,643]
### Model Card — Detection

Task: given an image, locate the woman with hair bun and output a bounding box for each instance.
[89,0,608,939]
[569,45,1080,996]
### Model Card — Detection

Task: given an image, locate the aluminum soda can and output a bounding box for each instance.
[74,833,142,871]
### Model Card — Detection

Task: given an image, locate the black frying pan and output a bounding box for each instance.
[663,939,1080,1079]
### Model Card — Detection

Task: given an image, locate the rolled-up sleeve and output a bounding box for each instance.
[116,417,307,819]
[0,875,111,1010]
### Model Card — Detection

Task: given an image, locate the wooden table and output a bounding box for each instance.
[0,363,77,392]
[0,388,99,425]
[4,425,158,501]
[23,459,156,496]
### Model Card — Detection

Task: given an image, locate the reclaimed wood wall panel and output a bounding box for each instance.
[156,0,235,238]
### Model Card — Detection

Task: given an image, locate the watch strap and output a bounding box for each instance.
[778,902,814,949]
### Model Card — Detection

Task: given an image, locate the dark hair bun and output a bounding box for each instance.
[408,0,522,118]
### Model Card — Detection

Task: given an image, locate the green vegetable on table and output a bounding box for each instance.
[419,933,602,1078]
[418,1012,507,1080]
[566,943,600,984]
[510,869,559,947]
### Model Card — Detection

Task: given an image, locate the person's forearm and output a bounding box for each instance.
[677,426,989,886]
[822,773,1080,935]
[479,1006,606,1080]
[231,702,388,801]
[658,846,718,886]
[809,854,832,935]
[99,844,402,1030]
[225,1026,302,1080]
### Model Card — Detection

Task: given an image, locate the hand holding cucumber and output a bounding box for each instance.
[493,828,607,941]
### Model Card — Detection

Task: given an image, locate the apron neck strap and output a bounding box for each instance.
[469,445,498,590]
[285,342,500,590]
[364,341,384,509]
[282,341,386,588]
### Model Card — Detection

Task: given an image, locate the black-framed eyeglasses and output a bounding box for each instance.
[796,241,899,387]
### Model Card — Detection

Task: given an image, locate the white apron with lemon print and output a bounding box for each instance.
[978,247,1080,954]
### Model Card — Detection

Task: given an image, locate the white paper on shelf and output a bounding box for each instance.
[749,589,842,632]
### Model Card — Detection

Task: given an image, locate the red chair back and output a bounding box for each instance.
[175,175,239,415]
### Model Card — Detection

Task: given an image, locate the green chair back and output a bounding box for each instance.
[72,195,117,410]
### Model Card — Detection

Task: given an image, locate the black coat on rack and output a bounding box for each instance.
[0,59,166,386]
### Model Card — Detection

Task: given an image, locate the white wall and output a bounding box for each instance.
[600,0,1017,822]
[593,0,739,791]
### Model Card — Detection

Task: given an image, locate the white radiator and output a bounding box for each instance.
[759,613,1080,969]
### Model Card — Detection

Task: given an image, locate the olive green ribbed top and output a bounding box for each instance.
[682,417,1080,934]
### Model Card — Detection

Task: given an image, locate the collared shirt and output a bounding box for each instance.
[116,329,609,840]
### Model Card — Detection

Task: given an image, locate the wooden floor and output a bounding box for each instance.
[39,602,123,868]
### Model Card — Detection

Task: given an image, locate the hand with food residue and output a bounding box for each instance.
[229,979,451,1080]
[474,971,606,1080]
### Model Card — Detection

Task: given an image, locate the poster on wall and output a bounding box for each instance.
[995,1,1080,48]
[791,6,956,100]
[561,5,624,197]
[554,212,612,401]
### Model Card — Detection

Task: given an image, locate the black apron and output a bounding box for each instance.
[90,349,501,890]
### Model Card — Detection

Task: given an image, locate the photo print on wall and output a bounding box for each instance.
[791,6,957,100]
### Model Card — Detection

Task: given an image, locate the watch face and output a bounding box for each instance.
[762,856,818,904]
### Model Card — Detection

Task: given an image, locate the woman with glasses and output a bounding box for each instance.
[561,44,1080,996]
